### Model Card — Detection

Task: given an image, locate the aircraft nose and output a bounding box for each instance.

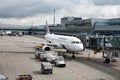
[76,43,84,51]
[73,43,84,52]
[79,43,84,51]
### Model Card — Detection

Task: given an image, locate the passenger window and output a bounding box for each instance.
[71,41,80,44]
[71,41,75,44]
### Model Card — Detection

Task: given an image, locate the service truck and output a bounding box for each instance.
[46,53,56,64]
[40,53,47,61]
[35,51,45,59]
[0,73,8,80]
[41,62,53,74]
[55,56,66,67]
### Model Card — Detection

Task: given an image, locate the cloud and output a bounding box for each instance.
[0,0,87,18]
[92,0,120,6]
[0,0,120,25]
[70,3,120,19]
[0,0,64,18]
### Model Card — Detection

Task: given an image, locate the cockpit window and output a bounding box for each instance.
[71,41,81,44]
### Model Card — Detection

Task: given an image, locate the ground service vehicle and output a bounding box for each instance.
[40,54,47,61]
[0,74,8,80]
[35,51,45,59]
[41,62,53,74]
[17,74,32,80]
[55,56,66,67]
[40,51,58,62]
[34,44,42,50]
[46,53,56,64]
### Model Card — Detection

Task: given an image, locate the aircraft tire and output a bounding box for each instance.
[72,54,75,59]
[105,58,110,63]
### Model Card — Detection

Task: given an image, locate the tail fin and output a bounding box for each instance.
[46,21,50,34]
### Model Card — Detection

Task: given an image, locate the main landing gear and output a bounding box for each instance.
[66,50,76,59]
[72,54,76,59]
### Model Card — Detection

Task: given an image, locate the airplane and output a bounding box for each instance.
[22,21,84,58]
[44,22,84,52]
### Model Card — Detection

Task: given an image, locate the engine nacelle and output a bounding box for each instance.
[42,45,51,51]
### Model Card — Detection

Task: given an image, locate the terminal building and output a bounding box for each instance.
[0,17,120,36]
[60,17,120,36]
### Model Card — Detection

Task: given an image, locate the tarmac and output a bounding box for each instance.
[0,35,120,80]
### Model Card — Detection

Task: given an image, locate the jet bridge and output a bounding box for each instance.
[86,35,120,63]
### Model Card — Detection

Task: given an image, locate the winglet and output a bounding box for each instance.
[46,21,50,34]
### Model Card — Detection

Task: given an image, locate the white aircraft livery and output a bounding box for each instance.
[43,21,84,53]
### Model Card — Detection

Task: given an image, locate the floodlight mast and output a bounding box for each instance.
[53,9,55,26]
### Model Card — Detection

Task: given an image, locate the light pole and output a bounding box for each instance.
[53,9,55,26]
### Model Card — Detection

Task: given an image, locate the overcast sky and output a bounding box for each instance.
[0,0,120,25]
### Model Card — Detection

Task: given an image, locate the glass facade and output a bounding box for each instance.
[94,19,120,26]
[92,18,120,36]
[88,37,120,49]
[92,31,120,36]
[109,19,120,25]
[65,19,92,27]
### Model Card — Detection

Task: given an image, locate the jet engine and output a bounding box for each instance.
[42,45,51,51]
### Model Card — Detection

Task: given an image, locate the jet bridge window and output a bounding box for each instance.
[71,41,80,44]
